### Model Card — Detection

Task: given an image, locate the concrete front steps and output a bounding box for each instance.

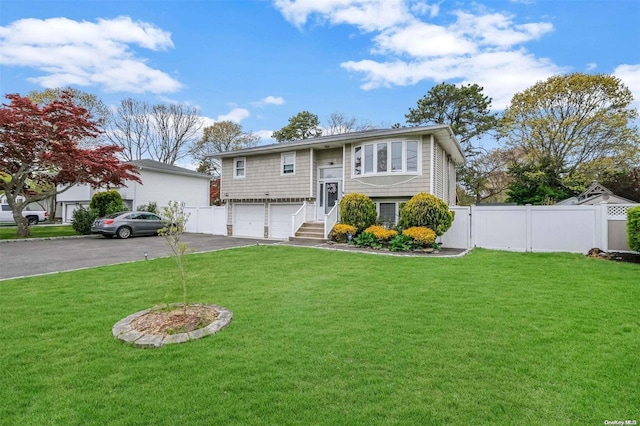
[289,222,327,242]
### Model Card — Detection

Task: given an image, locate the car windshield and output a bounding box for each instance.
[104,212,124,219]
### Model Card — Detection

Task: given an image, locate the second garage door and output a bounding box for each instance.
[269,203,302,239]
[233,204,265,238]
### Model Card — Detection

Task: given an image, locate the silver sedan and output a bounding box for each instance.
[91,211,166,239]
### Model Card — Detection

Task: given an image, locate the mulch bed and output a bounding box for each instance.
[587,248,640,264]
[130,305,218,336]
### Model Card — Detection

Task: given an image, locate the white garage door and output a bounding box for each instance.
[269,203,302,239]
[64,203,89,223]
[233,204,265,238]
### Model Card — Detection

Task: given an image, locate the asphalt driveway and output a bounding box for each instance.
[0,234,278,281]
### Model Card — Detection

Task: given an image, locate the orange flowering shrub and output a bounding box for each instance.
[364,225,398,242]
[402,226,436,246]
[329,223,357,243]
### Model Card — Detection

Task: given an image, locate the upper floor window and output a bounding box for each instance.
[281,152,295,175]
[234,157,246,178]
[353,140,420,176]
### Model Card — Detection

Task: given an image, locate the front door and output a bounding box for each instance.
[318,166,343,218]
[322,181,340,214]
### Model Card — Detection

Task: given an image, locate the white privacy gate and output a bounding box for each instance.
[440,204,636,253]
[184,206,227,235]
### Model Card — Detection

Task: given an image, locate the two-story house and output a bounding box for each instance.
[215,125,464,239]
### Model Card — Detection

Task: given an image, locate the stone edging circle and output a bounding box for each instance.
[112,304,232,349]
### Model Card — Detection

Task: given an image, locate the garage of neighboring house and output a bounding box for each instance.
[233,203,265,238]
[268,203,302,239]
[62,203,89,223]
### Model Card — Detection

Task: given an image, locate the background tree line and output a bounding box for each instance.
[272,73,640,204]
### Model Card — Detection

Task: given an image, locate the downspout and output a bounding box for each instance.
[430,135,435,194]
[309,148,314,198]
[342,144,346,195]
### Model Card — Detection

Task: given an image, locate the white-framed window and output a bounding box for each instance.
[234,157,246,178]
[352,140,420,176]
[281,152,295,175]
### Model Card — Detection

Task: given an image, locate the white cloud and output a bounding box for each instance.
[373,22,476,58]
[614,64,640,109]
[216,107,251,123]
[0,16,182,93]
[276,0,563,111]
[586,63,598,71]
[273,0,412,31]
[411,1,440,18]
[452,11,553,47]
[251,95,286,106]
[255,130,276,142]
[342,49,566,109]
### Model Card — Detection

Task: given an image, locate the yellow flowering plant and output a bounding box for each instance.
[364,225,398,242]
[402,226,436,247]
[329,223,357,243]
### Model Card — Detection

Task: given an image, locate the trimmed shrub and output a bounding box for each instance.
[71,205,98,235]
[138,201,159,214]
[402,226,437,247]
[628,206,640,252]
[329,223,357,243]
[364,225,398,242]
[339,193,377,233]
[399,193,454,236]
[90,190,127,217]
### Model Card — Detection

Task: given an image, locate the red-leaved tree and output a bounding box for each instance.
[0,91,141,237]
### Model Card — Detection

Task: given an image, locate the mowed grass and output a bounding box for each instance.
[0,224,80,239]
[0,247,637,425]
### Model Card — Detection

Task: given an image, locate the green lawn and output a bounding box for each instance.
[0,224,81,239]
[0,247,637,425]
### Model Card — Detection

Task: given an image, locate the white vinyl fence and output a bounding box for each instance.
[441,204,636,253]
[184,206,227,235]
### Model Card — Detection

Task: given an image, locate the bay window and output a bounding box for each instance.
[352,140,420,176]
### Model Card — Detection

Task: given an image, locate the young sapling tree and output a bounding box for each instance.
[158,201,192,314]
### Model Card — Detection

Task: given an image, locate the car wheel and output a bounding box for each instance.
[26,216,38,226]
[116,226,132,239]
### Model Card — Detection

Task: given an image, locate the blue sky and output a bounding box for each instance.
[1,0,639,161]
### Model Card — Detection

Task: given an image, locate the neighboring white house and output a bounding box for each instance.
[214,125,464,239]
[57,159,211,222]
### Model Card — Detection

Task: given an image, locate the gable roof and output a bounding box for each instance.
[557,180,638,205]
[213,125,465,165]
[127,159,211,180]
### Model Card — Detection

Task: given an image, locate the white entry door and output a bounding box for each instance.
[318,166,343,217]
[318,180,342,216]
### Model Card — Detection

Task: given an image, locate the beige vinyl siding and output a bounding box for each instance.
[313,147,342,196]
[343,136,432,198]
[221,150,311,199]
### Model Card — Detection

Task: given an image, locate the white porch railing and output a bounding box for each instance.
[292,202,318,237]
[324,204,339,239]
